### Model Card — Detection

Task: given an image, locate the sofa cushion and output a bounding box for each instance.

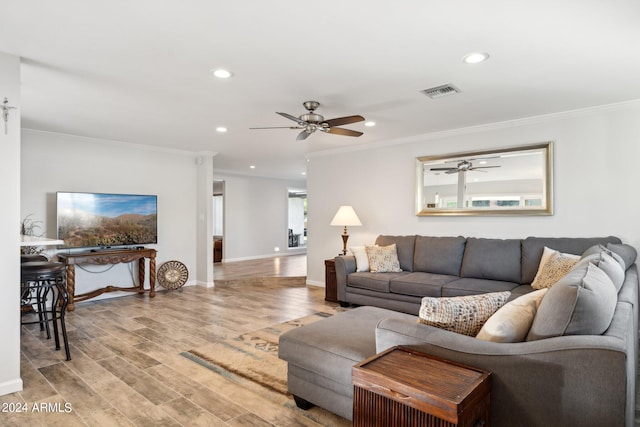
[366,244,402,273]
[460,238,521,283]
[375,235,416,272]
[279,306,413,391]
[476,288,548,342]
[348,272,407,293]
[413,236,466,276]
[389,272,459,297]
[527,262,617,341]
[442,277,519,296]
[418,291,510,336]
[521,236,622,284]
[531,247,580,290]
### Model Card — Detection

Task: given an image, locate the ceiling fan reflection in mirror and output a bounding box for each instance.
[250,101,365,141]
[430,158,500,174]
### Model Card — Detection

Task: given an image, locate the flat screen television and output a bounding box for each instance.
[56,192,158,249]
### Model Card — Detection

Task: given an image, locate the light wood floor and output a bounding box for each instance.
[214,255,307,281]
[1,255,348,426]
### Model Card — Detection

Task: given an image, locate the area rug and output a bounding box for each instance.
[181,312,350,426]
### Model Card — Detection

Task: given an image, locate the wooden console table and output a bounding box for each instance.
[57,248,156,311]
[353,346,491,427]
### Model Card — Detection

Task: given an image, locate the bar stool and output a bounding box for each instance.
[20,261,71,360]
[21,254,48,263]
[20,254,48,311]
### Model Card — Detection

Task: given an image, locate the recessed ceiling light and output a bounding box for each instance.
[210,69,233,79]
[250,165,256,169]
[301,172,307,176]
[216,126,228,133]
[364,121,376,127]
[463,52,490,64]
[479,160,487,165]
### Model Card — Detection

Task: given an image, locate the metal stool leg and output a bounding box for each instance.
[56,281,71,361]
[37,285,52,339]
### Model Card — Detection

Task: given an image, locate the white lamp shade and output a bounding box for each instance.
[330,206,362,226]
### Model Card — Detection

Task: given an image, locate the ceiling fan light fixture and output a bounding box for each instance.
[463,52,490,64]
[216,126,228,133]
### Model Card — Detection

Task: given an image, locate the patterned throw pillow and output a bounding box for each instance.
[418,291,511,336]
[365,244,402,273]
[531,247,580,290]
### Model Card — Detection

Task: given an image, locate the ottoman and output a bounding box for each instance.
[278,306,414,420]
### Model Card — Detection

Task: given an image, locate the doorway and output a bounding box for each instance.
[213,180,224,262]
[288,188,307,249]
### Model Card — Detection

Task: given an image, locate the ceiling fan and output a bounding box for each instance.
[250,101,365,141]
[430,159,500,174]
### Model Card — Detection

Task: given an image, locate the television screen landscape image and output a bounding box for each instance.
[57,192,158,249]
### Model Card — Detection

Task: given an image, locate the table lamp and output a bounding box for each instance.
[330,206,362,255]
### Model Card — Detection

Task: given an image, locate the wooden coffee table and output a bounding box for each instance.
[352,346,491,427]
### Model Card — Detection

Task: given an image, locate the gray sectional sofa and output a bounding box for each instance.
[336,235,627,314]
[279,235,639,426]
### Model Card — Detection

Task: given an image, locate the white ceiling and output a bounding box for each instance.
[2,1,640,180]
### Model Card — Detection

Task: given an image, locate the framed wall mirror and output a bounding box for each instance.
[416,142,553,216]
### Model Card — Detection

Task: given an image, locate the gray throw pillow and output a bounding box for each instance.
[607,243,637,270]
[526,262,617,341]
[578,252,625,292]
[581,244,625,269]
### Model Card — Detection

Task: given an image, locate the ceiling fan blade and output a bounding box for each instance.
[445,170,460,174]
[430,167,457,171]
[250,126,303,130]
[471,166,501,169]
[323,115,365,127]
[327,127,363,137]
[277,112,307,125]
[296,130,310,141]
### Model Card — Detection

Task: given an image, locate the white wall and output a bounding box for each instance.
[307,100,640,285]
[195,154,214,287]
[21,130,199,298]
[213,172,306,261]
[0,52,23,395]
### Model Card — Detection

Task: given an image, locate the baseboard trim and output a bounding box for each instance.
[0,378,23,396]
[306,280,324,287]
[196,280,215,288]
[222,251,306,263]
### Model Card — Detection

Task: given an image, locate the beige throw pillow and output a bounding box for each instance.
[418,291,511,336]
[366,244,402,273]
[531,247,580,290]
[476,289,548,342]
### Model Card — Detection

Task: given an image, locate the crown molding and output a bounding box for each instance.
[307,98,640,160]
[21,127,206,157]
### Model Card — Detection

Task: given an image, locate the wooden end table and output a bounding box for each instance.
[352,346,491,427]
[324,258,338,303]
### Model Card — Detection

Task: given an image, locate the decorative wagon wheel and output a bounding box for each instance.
[157,260,189,290]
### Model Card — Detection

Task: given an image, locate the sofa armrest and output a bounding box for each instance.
[334,255,356,302]
[375,301,634,427]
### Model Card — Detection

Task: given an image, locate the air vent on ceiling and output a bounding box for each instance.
[421,84,461,99]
